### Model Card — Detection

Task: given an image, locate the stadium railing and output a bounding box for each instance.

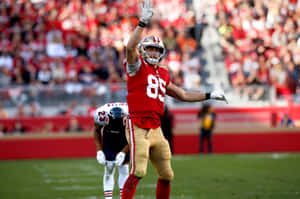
[2,83,297,115]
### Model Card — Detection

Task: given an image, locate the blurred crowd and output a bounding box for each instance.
[1,0,300,134]
[216,0,300,101]
[0,0,202,91]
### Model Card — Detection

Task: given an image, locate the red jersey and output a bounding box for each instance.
[126,56,171,129]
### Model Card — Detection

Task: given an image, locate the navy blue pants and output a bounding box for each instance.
[103,145,130,163]
[200,129,213,153]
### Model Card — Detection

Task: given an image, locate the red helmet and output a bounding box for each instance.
[138,35,165,65]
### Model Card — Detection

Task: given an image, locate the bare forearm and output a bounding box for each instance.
[121,144,129,153]
[166,83,207,102]
[178,91,207,102]
[93,128,102,151]
[127,26,144,50]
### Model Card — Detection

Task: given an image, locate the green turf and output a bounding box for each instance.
[1,153,300,199]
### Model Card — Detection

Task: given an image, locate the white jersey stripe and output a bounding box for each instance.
[128,119,135,174]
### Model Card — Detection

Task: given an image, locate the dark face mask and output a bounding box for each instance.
[108,107,124,130]
[109,117,124,130]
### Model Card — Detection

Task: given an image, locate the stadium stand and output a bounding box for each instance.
[0,0,299,135]
[0,1,300,159]
[0,0,201,88]
[215,0,300,102]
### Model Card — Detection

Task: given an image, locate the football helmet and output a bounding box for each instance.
[138,35,165,65]
[108,107,125,129]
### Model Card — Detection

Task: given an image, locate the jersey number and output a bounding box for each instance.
[98,111,107,122]
[147,74,166,102]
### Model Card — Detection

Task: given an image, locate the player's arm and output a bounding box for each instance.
[166,82,227,103]
[126,0,153,75]
[120,144,129,154]
[93,123,103,151]
[126,27,144,64]
[115,144,129,166]
[166,82,207,102]
[93,123,106,165]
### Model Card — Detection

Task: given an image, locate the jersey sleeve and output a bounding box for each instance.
[94,106,109,126]
[126,58,142,75]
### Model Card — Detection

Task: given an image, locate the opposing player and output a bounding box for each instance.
[122,1,228,199]
[93,102,130,199]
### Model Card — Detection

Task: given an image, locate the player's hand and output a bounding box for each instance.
[211,90,228,103]
[97,150,106,165]
[115,152,126,166]
[140,0,154,24]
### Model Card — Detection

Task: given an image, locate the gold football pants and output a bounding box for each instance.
[126,119,174,181]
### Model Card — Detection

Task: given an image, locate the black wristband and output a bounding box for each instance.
[138,21,146,28]
[205,93,211,100]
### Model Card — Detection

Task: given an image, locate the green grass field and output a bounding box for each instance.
[1,153,300,199]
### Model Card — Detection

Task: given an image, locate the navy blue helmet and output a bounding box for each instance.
[108,107,125,129]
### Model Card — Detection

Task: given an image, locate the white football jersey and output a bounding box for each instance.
[94,102,128,126]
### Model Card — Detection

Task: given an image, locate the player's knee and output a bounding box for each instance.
[104,171,114,179]
[159,169,174,181]
[119,165,129,176]
[134,168,147,178]
[104,165,115,176]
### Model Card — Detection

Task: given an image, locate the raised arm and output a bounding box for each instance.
[126,27,144,64]
[126,0,154,74]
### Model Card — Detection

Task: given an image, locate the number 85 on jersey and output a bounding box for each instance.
[146,74,166,102]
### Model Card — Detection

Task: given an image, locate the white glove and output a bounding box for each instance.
[140,0,154,24]
[115,152,126,166]
[211,90,228,103]
[97,150,106,165]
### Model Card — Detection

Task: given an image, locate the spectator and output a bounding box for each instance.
[198,103,216,154]
[66,117,82,133]
[280,113,296,128]
[42,122,54,134]
[17,104,26,118]
[0,66,12,87]
[87,101,98,117]
[50,58,66,84]
[28,102,42,117]
[0,101,8,118]
[0,0,200,89]
[37,63,52,85]
[78,64,95,85]
[0,124,8,136]
[12,121,26,134]
[160,106,174,153]
[0,50,13,71]
[216,0,300,99]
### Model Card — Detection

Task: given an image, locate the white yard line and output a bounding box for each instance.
[42,172,101,178]
[172,156,197,161]
[139,184,156,188]
[53,185,98,191]
[235,153,298,159]
[56,196,97,199]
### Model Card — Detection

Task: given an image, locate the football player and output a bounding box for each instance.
[93,102,130,199]
[122,1,228,199]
